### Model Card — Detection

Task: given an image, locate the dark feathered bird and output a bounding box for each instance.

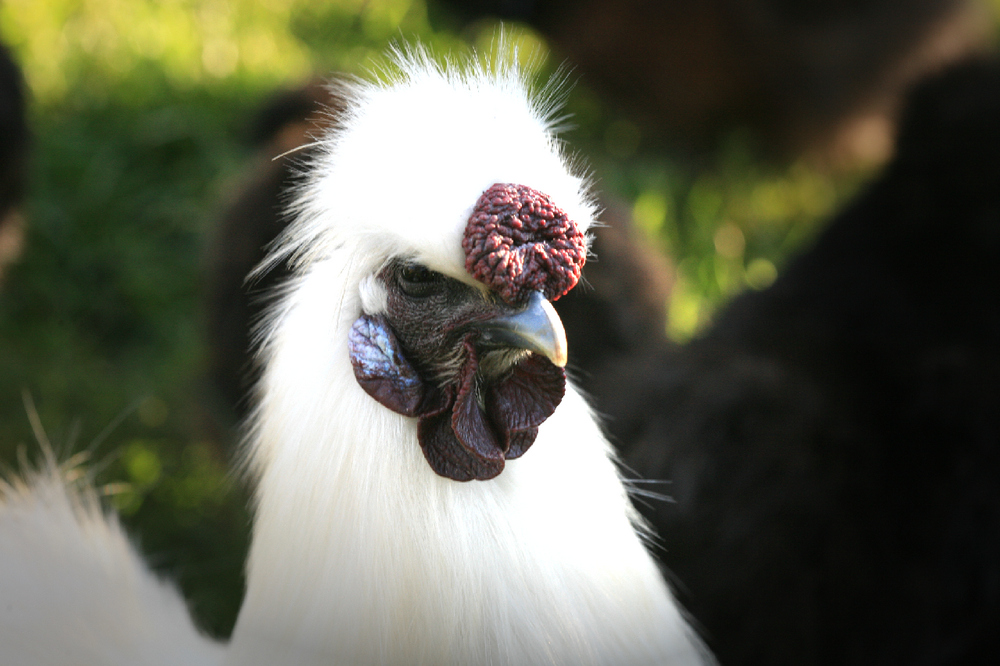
[434,0,988,155]
[596,57,1000,665]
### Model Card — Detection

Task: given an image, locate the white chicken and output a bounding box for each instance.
[0,45,709,666]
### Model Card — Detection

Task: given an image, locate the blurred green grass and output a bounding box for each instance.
[3,0,994,638]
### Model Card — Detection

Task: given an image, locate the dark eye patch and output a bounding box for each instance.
[398,262,446,298]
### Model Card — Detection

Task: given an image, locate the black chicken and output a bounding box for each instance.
[600,58,1000,665]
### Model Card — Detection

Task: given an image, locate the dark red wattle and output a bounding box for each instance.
[415,334,566,481]
[463,183,587,305]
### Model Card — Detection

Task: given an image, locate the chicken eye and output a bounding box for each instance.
[398,263,444,297]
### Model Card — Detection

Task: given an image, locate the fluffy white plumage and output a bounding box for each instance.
[0,45,710,665]
[0,457,224,665]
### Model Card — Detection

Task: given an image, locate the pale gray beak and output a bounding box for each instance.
[475,291,568,367]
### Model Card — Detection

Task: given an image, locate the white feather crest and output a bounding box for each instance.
[260,44,597,287]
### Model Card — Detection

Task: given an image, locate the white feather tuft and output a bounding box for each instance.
[358,273,389,315]
[259,44,597,288]
[0,454,223,666]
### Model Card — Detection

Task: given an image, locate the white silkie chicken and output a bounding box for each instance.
[0,45,710,666]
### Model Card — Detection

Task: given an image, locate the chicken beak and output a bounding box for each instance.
[476,290,568,367]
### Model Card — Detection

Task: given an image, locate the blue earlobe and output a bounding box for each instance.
[349,314,426,416]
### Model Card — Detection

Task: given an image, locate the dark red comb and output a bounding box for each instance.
[463,183,587,304]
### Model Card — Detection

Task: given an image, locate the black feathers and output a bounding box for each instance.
[600,58,1000,665]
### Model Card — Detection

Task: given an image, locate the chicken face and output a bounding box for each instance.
[349,182,588,481]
